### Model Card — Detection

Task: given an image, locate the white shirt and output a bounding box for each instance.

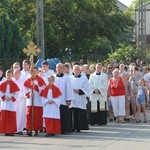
[43,70,55,85]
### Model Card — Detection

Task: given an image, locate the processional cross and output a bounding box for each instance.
[23,41,41,131]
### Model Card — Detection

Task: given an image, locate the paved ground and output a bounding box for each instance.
[0,112,150,150]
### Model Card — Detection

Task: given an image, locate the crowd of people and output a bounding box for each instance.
[0,59,149,137]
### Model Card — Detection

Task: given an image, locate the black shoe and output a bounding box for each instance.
[15,131,23,135]
[45,133,51,137]
[33,131,38,136]
[76,130,81,132]
[144,120,147,123]
[136,120,141,123]
[27,131,32,136]
[109,118,113,122]
[51,134,55,136]
[9,134,14,136]
[126,119,130,122]
[5,134,9,136]
[5,133,14,136]
[40,129,43,133]
[61,132,65,134]
[19,132,23,135]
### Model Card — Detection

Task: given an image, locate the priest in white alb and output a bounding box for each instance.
[89,63,108,125]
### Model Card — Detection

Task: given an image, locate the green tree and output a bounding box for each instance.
[44,0,134,60]
[0,6,25,58]
[0,0,36,41]
[0,0,135,61]
[107,43,139,63]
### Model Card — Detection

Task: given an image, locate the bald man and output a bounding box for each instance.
[70,65,89,132]
[54,63,73,134]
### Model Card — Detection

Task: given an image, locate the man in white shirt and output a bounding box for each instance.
[21,59,30,82]
[42,60,55,85]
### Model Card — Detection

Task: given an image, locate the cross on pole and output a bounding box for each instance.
[23,41,41,131]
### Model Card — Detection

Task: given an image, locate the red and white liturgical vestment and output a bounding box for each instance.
[24,75,45,131]
[41,84,62,134]
[0,80,19,134]
[0,76,6,133]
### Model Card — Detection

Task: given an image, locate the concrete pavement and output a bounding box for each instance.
[0,112,150,150]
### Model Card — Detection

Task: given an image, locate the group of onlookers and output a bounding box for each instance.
[106,61,150,123]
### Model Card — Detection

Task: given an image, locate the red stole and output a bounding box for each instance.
[0,80,20,93]
[24,75,46,92]
[40,84,62,98]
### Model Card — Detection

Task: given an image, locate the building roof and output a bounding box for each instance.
[116,0,128,12]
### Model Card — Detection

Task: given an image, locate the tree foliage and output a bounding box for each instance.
[0,5,25,58]
[44,0,134,60]
[0,0,135,61]
[107,43,139,63]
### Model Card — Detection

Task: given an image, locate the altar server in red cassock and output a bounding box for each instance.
[24,67,46,136]
[0,69,19,136]
[41,75,62,137]
[0,66,6,133]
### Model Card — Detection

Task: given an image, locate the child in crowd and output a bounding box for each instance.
[136,79,148,123]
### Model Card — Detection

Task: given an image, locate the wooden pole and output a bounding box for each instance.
[36,0,45,59]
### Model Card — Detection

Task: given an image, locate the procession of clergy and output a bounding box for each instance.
[0,59,108,137]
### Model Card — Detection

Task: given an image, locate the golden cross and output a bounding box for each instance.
[23,41,41,76]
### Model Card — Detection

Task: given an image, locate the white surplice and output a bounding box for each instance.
[89,72,108,111]
[54,74,73,105]
[13,77,26,132]
[70,75,90,110]
[42,89,61,119]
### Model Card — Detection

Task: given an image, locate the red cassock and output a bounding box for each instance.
[41,84,62,134]
[0,80,20,134]
[24,75,46,131]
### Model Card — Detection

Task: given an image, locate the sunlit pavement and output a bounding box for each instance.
[0,110,150,150]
